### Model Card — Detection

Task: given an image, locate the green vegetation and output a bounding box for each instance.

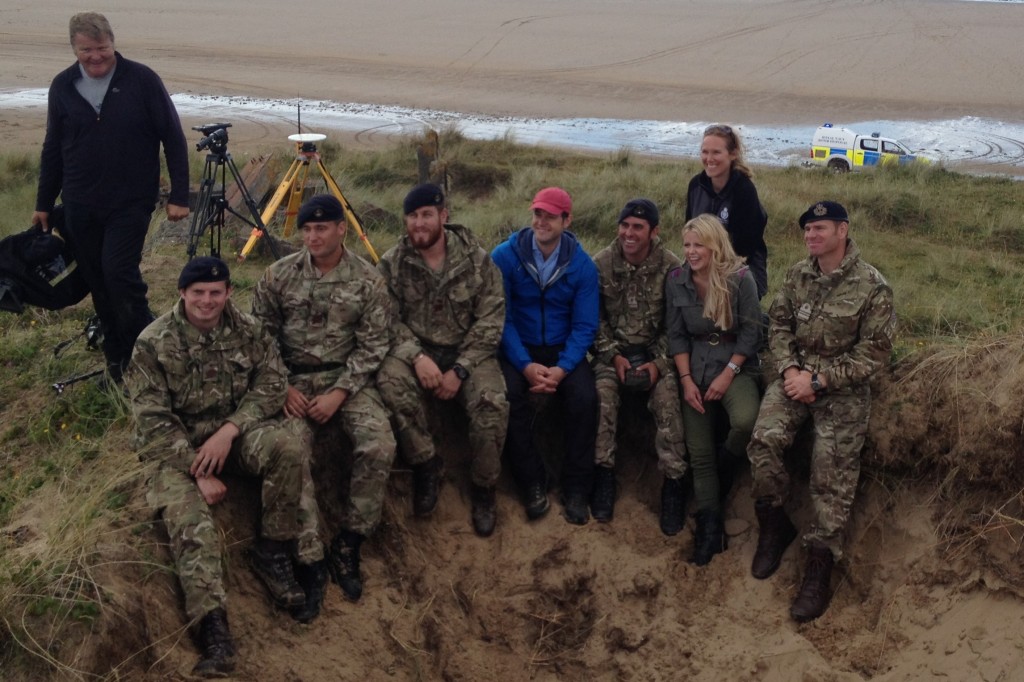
[0,131,1022,678]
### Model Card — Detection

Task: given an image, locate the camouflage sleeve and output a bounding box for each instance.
[226,329,288,434]
[591,254,618,365]
[455,254,506,373]
[333,274,391,395]
[768,269,801,378]
[821,283,895,391]
[378,254,423,364]
[126,337,196,472]
[650,268,675,376]
[593,301,620,366]
[251,270,283,341]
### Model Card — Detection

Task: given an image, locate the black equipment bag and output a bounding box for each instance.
[0,206,90,313]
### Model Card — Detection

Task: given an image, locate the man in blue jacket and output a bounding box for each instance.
[32,12,190,383]
[491,187,600,525]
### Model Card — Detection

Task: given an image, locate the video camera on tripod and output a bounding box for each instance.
[194,122,231,153]
[185,121,279,261]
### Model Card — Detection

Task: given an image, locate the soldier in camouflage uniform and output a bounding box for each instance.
[589,199,687,533]
[251,195,396,604]
[127,257,323,679]
[746,201,895,623]
[376,184,508,537]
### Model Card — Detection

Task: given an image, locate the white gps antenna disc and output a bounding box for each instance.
[289,133,327,142]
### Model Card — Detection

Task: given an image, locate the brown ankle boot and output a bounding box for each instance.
[790,543,835,622]
[751,497,797,579]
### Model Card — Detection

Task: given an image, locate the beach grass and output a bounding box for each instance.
[1,130,1023,678]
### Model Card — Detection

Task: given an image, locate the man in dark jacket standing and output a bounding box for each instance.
[32,12,190,382]
[491,187,600,525]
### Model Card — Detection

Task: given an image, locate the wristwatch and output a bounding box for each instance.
[727,361,742,375]
[452,364,470,381]
[810,373,824,393]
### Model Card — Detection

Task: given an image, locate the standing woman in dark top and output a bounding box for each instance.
[685,125,769,299]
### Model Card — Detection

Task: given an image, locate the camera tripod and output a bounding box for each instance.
[185,123,280,261]
[238,133,379,263]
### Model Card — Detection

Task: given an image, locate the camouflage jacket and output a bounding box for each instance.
[251,247,391,397]
[592,236,681,376]
[127,299,288,471]
[378,224,504,372]
[768,238,895,391]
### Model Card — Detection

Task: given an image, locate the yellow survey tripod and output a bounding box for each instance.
[239,134,379,263]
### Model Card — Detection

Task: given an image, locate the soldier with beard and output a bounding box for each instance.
[377,184,508,536]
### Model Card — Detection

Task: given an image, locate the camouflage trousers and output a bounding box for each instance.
[377,354,508,487]
[293,374,397,537]
[593,362,687,479]
[747,380,871,559]
[146,417,319,621]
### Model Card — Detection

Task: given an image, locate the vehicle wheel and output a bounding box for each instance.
[827,158,849,173]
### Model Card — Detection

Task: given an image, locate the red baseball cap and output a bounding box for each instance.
[530,187,572,216]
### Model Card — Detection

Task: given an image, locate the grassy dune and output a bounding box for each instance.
[1,132,1023,678]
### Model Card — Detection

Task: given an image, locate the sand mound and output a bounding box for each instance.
[8,361,1024,680]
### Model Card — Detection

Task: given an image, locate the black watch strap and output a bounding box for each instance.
[452,363,469,381]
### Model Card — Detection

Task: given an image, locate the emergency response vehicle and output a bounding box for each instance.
[810,123,921,171]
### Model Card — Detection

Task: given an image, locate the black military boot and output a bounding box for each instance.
[247,539,305,608]
[290,559,328,624]
[690,509,727,566]
[790,543,835,622]
[192,607,236,678]
[412,455,443,517]
[590,466,616,523]
[561,489,590,525]
[522,481,550,521]
[327,530,364,601]
[659,475,688,536]
[751,497,798,579]
[470,484,497,537]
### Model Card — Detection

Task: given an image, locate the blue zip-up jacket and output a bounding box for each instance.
[491,227,599,373]
[35,53,190,213]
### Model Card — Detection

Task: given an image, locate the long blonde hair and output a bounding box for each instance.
[703,124,753,179]
[683,214,747,330]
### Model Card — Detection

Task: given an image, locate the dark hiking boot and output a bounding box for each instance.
[590,466,616,523]
[412,455,443,517]
[690,509,727,566]
[561,490,590,525]
[192,607,236,678]
[523,482,550,521]
[247,540,305,609]
[471,485,497,537]
[290,559,328,624]
[790,543,835,622]
[659,475,689,536]
[751,497,798,579]
[327,530,364,601]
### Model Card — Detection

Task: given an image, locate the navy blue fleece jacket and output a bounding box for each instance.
[35,53,189,212]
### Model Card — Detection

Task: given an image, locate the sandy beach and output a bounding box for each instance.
[2,0,1023,156]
